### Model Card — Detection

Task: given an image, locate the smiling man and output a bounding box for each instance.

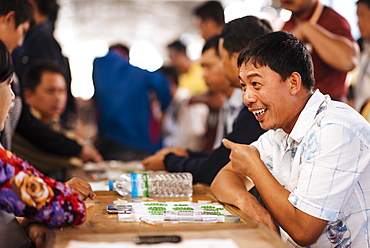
[211,31,370,247]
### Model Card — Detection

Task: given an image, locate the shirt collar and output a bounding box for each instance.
[286,90,328,143]
[30,107,61,129]
[30,107,42,120]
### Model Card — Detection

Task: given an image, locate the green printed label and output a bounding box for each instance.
[142,173,149,197]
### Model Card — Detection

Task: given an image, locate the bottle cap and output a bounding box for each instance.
[224,215,240,223]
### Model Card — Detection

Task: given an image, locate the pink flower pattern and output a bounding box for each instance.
[0,148,86,228]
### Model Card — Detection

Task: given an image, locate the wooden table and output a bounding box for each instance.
[50,184,287,248]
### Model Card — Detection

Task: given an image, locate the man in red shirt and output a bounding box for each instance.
[280,0,359,102]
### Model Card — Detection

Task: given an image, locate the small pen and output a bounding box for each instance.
[133,235,181,244]
[139,217,157,226]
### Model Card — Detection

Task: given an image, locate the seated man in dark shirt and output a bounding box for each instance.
[142,16,273,185]
[0,0,102,171]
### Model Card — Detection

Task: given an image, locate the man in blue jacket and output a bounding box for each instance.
[93,44,171,161]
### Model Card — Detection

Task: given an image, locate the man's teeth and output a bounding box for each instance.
[253,108,266,117]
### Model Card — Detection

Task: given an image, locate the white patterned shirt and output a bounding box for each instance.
[252,90,370,247]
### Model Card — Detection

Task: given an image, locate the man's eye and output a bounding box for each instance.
[252,82,260,87]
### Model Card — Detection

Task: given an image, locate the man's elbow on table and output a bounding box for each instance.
[284,216,328,247]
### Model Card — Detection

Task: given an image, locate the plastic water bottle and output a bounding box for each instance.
[113,172,193,197]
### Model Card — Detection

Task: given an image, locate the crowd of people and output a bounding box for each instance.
[0,0,370,247]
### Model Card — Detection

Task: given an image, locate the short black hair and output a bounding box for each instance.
[202,34,220,56]
[33,0,59,26]
[194,1,224,26]
[167,40,186,53]
[220,16,273,56]
[0,0,33,28]
[357,0,370,8]
[238,31,315,91]
[0,40,14,82]
[25,61,65,91]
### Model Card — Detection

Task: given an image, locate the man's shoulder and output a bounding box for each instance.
[293,92,369,144]
[325,101,365,122]
[316,101,370,139]
[321,6,345,19]
[319,6,353,39]
[93,53,129,68]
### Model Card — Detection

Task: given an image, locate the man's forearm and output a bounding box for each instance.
[303,23,359,71]
[251,166,327,246]
[210,163,252,207]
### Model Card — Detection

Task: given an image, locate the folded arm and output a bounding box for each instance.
[211,162,277,232]
[216,140,328,246]
[293,22,359,72]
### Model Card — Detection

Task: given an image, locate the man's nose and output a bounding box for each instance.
[243,89,256,106]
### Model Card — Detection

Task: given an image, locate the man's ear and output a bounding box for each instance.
[231,52,239,63]
[3,11,15,27]
[24,89,33,105]
[231,52,240,75]
[289,72,302,95]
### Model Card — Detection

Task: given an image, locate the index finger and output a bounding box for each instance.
[222,138,234,149]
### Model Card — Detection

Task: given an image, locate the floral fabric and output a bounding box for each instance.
[0,148,86,228]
